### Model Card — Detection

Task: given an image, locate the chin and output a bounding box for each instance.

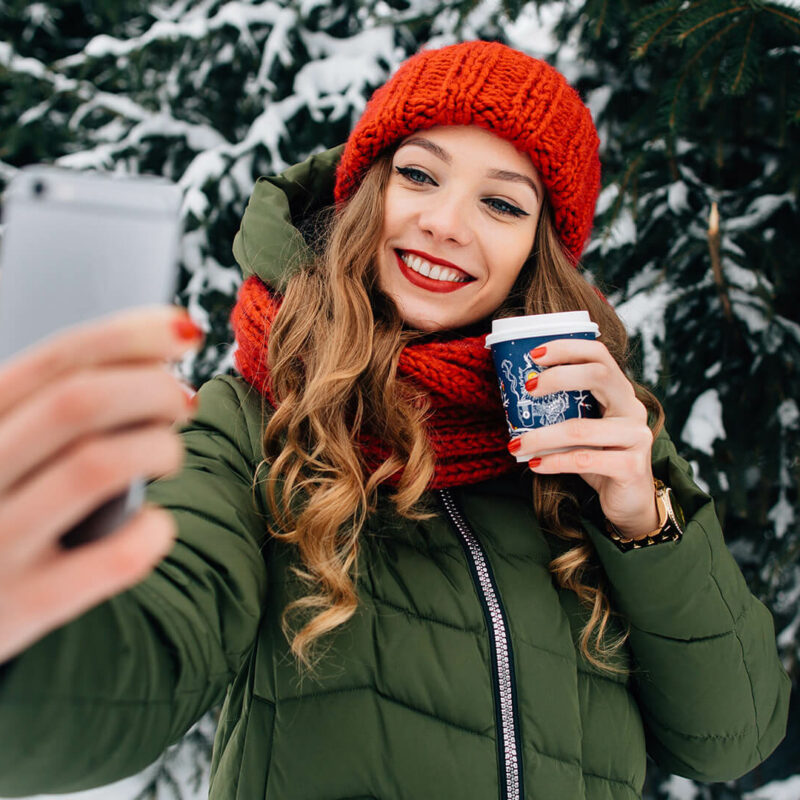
[456,317,492,336]
[399,307,458,333]
[400,313,491,339]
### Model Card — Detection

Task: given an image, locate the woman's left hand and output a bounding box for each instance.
[510,338,659,539]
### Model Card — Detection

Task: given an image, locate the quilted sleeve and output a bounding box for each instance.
[583,425,791,782]
[0,376,270,796]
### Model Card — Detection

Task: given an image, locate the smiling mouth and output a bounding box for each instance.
[394,250,476,294]
[395,250,476,283]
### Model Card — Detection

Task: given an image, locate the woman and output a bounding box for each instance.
[0,41,789,800]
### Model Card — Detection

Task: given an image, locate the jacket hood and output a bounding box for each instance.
[232,144,345,291]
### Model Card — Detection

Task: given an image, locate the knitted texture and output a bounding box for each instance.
[231,276,520,489]
[334,40,601,263]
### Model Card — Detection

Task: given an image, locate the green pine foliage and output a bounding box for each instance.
[629,0,800,128]
[533,1,800,796]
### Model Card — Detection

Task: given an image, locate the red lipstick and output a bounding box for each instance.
[394,251,474,294]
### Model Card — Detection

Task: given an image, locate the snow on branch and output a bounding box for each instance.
[55,1,286,69]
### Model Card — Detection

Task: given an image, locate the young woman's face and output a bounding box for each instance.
[377,125,544,332]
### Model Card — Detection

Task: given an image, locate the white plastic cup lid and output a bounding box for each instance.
[485,311,599,348]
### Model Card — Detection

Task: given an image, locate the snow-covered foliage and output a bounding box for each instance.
[22,714,216,800]
[744,775,800,800]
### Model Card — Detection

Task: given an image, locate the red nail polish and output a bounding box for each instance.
[186,393,199,411]
[528,457,542,468]
[172,314,203,342]
[508,438,522,454]
[525,375,538,392]
[530,345,547,359]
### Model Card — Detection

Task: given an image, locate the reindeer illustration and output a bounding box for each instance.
[499,352,595,433]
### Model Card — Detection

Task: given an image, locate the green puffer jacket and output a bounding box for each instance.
[0,148,790,800]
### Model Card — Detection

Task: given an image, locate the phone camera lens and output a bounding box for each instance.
[32,180,47,198]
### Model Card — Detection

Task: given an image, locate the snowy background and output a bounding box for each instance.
[1,0,798,797]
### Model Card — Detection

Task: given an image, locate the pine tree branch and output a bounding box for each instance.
[670,19,739,128]
[731,17,756,93]
[604,153,643,236]
[635,0,681,29]
[594,0,610,38]
[701,53,724,107]
[707,201,734,324]
[778,61,788,147]
[763,5,800,32]
[677,5,747,42]
[634,0,716,36]
[666,137,680,182]
[633,5,688,58]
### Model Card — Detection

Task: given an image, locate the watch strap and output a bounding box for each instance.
[604,478,685,552]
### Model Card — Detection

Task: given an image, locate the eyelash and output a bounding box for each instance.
[394,166,528,219]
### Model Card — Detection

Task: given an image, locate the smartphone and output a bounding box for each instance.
[0,165,182,548]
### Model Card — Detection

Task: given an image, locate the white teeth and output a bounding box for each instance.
[400,252,469,283]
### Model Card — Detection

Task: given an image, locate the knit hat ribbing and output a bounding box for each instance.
[333,40,601,263]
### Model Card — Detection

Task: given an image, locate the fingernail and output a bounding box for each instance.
[186,393,199,412]
[508,438,522,454]
[528,457,542,468]
[525,375,538,392]
[530,345,547,359]
[172,313,204,342]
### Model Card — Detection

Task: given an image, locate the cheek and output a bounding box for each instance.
[491,224,537,286]
[381,186,409,239]
[383,182,437,242]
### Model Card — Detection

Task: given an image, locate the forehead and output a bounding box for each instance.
[395,125,537,177]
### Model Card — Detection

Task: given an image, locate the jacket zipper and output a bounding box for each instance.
[438,488,523,800]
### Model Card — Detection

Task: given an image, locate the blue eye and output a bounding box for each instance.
[395,166,528,219]
[395,166,436,185]
[483,198,528,218]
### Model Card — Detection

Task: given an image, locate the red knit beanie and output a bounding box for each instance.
[334,40,601,263]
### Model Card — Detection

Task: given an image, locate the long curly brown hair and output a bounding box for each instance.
[256,147,664,674]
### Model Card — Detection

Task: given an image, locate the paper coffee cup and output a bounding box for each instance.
[485,311,601,463]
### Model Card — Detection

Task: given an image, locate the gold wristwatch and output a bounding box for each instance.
[605,478,686,552]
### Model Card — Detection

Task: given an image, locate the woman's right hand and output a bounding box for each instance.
[0,306,204,664]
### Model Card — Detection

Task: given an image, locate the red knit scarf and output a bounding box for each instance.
[230,276,520,489]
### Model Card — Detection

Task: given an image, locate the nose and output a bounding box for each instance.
[416,190,473,246]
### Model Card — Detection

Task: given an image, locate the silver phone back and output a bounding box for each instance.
[0,165,182,362]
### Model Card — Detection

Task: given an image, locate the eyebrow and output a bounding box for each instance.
[398,137,541,201]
